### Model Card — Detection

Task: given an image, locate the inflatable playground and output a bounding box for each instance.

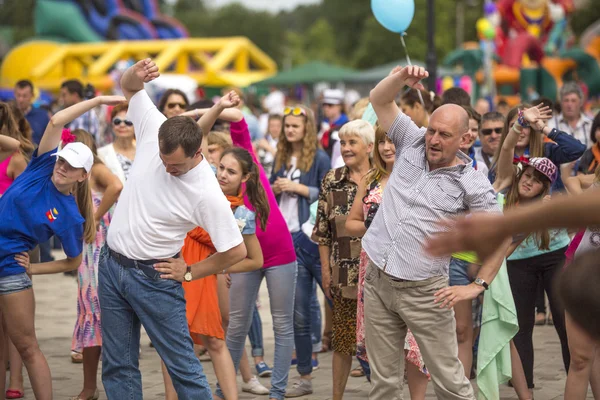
[0,0,277,93]
[437,0,600,105]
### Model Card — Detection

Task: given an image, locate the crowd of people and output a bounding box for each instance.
[0,58,599,400]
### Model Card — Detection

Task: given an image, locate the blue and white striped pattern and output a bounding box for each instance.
[362,112,499,280]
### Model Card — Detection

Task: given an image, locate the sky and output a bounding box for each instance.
[207,0,321,12]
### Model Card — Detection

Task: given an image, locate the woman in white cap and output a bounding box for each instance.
[0,94,124,400]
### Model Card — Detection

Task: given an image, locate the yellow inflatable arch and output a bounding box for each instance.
[1,37,277,91]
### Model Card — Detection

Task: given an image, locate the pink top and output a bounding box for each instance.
[230,119,296,268]
[0,154,14,195]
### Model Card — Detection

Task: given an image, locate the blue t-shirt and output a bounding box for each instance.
[25,107,51,146]
[233,205,256,235]
[0,148,84,277]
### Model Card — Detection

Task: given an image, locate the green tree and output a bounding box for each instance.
[285,18,340,66]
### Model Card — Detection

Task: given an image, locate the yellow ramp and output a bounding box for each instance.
[1,37,278,91]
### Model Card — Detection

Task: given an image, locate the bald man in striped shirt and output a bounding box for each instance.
[361,66,509,400]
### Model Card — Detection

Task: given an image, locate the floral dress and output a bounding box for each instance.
[72,190,112,352]
[356,180,428,376]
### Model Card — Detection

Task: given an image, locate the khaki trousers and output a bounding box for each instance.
[364,261,475,400]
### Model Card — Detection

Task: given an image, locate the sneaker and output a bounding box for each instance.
[312,358,319,371]
[285,379,313,398]
[242,376,270,395]
[256,361,273,377]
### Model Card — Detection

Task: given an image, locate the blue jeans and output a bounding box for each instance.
[0,273,32,296]
[98,247,212,399]
[292,231,332,376]
[310,282,322,354]
[216,261,297,400]
[248,305,264,358]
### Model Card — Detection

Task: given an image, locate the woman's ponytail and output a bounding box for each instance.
[245,162,270,231]
[75,178,96,244]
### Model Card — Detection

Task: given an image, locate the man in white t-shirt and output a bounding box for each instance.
[98,58,247,399]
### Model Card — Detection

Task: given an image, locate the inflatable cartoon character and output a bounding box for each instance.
[495,0,573,68]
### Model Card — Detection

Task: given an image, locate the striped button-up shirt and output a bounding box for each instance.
[362,112,499,281]
[547,113,593,148]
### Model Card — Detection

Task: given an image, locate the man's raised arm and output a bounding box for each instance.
[370,65,428,133]
[120,58,160,101]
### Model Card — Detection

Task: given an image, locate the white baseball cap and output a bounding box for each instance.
[52,142,94,173]
[322,89,345,105]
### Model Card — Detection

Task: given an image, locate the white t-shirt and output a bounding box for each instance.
[278,157,301,233]
[263,90,285,115]
[107,90,243,259]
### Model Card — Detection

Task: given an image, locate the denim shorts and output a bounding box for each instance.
[0,273,33,296]
[449,257,472,287]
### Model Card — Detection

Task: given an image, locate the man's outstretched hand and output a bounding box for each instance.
[425,213,510,264]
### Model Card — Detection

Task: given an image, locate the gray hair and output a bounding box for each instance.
[339,120,375,146]
[560,82,583,100]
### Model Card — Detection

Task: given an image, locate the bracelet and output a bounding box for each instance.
[517,109,530,128]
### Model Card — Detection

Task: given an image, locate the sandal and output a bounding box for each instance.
[71,351,83,364]
[350,366,365,378]
[6,390,24,399]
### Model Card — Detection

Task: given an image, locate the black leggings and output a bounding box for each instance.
[507,247,570,388]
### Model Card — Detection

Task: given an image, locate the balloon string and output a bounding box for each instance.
[400,33,425,107]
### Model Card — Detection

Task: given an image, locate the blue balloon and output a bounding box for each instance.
[371,0,415,33]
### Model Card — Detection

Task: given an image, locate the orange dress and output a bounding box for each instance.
[182,228,224,344]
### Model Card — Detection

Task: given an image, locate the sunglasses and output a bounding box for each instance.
[284,106,307,117]
[481,127,503,136]
[167,102,187,110]
[113,118,133,126]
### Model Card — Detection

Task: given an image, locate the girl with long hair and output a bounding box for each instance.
[0,102,35,400]
[186,105,299,400]
[269,105,331,397]
[162,146,270,400]
[489,103,585,190]
[68,128,123,400]
[0,103,34,193]
[494,104,571,398]
[346,122,430,399]
[0,94,124,399]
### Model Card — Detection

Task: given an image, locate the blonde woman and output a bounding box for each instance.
[270,106,331,397]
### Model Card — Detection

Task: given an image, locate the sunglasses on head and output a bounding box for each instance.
[167,102,187,110]
[481,127,503,136]
[284,106,307,117]
[113,118,133,126]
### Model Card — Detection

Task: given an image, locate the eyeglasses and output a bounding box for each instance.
[284,106,306,117]
[481,127,503,136]
[167,102,187,110]
[113,118,133,126]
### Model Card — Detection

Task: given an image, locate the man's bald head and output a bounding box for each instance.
[430,104,469,134]
[425,104,471,170]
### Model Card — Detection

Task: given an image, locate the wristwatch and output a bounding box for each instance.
[184,265,193,282]
[473,278,489,290]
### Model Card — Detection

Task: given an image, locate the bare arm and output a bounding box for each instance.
[91,163,123,226]
[370,65,428,133]
[0,136,20,163]
[30,254,82,275]
[182,105,244,157]
[319,245,332,300]
[120,58,160,101]
[346,177,368,237]
[38,96,125,156]
[494,123,519,192]
[189,242,247,279]
[7,153,28,179]
[225,234,264,274]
